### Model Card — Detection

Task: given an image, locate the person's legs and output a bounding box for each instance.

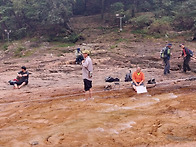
[14,83,18,89]
[167,60,170,73]
[132,82,137,91]
[83,79,92,100]
[164,59,169,74]
[132,85,137,91]
[18,82,26,89]
[85,89,92,100]
[186,57,191,71]
[183,58,187,72]
[183,57,191,72]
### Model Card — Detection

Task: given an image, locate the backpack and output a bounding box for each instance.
[105,76,120,82]
[160,47,167,58]
[125,73,132,82]
[188,49,193,57]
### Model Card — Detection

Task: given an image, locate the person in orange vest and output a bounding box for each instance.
[132,67,145,91]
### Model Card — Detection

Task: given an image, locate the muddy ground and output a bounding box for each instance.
[0,15,196,147]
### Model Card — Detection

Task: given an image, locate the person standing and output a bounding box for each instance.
[161,43,172,75]
[82,50,93,100]
[132,67,145,91]
[179,44,191,73]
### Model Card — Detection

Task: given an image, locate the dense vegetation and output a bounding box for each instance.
[0,0,196,42]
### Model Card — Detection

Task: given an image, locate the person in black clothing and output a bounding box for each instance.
[125,69,132,82]
[75,48,84,64]
[14,66,29,89]
[179,44,191,73]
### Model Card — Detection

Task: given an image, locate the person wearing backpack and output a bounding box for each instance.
[160,43,172,75]
[179,44,192,73]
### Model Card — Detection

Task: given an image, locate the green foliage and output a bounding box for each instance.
[149,17,173,34]
[130,14,154,29]
[2,44,9,51]
[0,0,196,41]
[63,33,84,43]
[57,43,74,48]
[0,0,75,40]
[110,2,124,14]
[14,46,26,57]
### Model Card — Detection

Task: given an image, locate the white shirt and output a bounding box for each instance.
[82,56,93,81]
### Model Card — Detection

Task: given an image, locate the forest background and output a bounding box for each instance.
[0,0,196,43]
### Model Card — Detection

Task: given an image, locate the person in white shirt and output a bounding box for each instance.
[82,50,93,100]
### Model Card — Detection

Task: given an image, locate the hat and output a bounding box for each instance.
[179,44,184,47]
[167,43,172,46]
[82,50,90,55]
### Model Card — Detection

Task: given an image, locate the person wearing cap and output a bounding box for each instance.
[75,48,84,64]
[162,43,172,75]
[14,66,29,89]
[82,50,93,100]
[132,67,145,91]
[179,44,191,73]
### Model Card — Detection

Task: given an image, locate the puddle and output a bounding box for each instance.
[168,93,178,99]
[109,129,119,135]
[100,102,156,112]
[152,93,178,101]
[94,127,105,132]
[152,98,160,102]
[119,121,136,130]
[73,98,86,102]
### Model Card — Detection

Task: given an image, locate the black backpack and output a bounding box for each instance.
[160,47,167,58]
[105,76,120,82]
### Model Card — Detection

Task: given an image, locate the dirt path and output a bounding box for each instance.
[0,82,196,147]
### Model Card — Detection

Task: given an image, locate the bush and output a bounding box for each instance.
[130,14,154,29]
[2,44,9,51]
[63,33,85,43]
[149,17,173,34]
[173,15,195,31]
[110,2,124,14]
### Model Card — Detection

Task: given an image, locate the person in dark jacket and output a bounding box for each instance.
[14,66,29,89]
[162,43,172,75]
[125,69,132,82]
[180,44,191,73]
[75,48,84,64]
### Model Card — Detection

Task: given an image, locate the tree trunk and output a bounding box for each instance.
[101,0,105,20]
[0,14,7,40]
[84,0,87,13]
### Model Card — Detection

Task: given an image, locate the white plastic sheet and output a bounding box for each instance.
[136,86,147,94]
